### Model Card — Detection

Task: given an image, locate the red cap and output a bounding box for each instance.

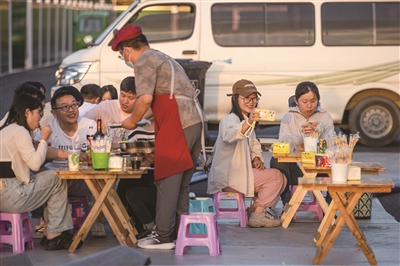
[111,24,142,51]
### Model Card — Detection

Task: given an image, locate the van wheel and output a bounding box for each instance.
[348,96,400,147]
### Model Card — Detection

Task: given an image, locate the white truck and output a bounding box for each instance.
[52,0,400,146]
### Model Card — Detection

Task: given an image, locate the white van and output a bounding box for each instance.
[52,0,400,146]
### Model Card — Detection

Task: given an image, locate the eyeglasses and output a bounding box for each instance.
[239,96,259,104]
[53,103,80,112]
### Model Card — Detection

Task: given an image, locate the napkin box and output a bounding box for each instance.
[347,166,361,181]
[272,142,290,154]
[302,151,316,165]
[108,156,123,169]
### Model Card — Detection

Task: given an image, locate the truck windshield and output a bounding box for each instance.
[93,1,139,45]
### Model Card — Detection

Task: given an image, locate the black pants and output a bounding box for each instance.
[126,186,157,230]
[117,170,155,233]
[269,157,303,205]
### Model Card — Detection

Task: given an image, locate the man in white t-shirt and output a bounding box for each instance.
[79,84,102,115]
[36,87,107,238]
[84,76,154,135]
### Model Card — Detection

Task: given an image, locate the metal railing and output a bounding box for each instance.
[0,0,114,77]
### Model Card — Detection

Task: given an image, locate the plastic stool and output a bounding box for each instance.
[189,197,215,234]
[291,186,323,220]
[213,192,247,227]
[175,212,221,256]
[69,197,91,232]
[0,212,34,253]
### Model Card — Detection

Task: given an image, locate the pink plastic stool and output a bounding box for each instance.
[175,212,221,256]
[69,197,90,233]
[213,192,247,227]
[0,212,34,253]
[291,186,323,220]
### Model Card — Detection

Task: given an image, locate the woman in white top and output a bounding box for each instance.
[0,94,81,251]
[207,79,286,228]
[270,81,334,206]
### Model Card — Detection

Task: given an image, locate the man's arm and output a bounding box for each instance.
[122,94,153,130]
[46,147,68,161]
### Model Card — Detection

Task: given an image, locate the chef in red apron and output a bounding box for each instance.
[112,25,205,250]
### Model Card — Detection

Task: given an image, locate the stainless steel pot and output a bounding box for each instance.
[119,141,155,154]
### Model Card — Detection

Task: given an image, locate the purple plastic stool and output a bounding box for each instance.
[0,212,34,253]
[175,212,221,256]
[291,185,323,220]
[69,197,91,233]
[213,192,247,227]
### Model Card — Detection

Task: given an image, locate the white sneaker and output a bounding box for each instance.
[91,222,107,238]
[137,234,175,250]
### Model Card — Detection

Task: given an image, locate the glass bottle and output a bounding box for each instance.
[93,119,105,139]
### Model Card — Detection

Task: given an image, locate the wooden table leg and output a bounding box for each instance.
[281,186,308,228]
[334,191,376,265]
[312,190,367,265]
[314,201,336,245]
[104,179,138,245]
[89,179,136,247]
[67,178,113,253]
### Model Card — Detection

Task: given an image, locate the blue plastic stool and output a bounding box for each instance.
[189,197,215,234]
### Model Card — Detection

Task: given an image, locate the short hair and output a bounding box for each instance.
[120,76,136,94]
[14,83,45,103]
[0,93,43,131]
[295,81,320,102]
[101,85,118,100]
[117,34,149,51]
[51,86,83,109]
[81,84,102,100]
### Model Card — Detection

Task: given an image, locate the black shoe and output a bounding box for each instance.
[40,236,47,246]
[45,231,83,251]
[135,229,156,240]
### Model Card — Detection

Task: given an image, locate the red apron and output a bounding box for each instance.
[151,94,194,180]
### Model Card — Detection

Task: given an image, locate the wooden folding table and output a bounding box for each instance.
[55,167,147,252]
[311,178,394,265]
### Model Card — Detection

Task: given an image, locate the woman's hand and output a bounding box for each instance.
[301,121,318,136]
[249,109,261,124]
[252,157,265,170]
[40,123,52,142]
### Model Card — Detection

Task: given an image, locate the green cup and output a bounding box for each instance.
[91,152,110,170]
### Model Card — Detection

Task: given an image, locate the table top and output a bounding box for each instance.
[55,167,147,179]
[298,177,394,188]
[272,152,302,162]
[298,161,385,173]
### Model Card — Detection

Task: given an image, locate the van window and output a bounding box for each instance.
[126,4,195,42]
[322,2,400,46]
[211,3,315,46]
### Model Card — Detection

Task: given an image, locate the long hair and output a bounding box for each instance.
[229,94,245,121]
[0,93,43,132]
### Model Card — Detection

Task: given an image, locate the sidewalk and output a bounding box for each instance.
[1,197,399,265]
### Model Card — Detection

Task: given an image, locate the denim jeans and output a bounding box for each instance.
[0,170,73,234]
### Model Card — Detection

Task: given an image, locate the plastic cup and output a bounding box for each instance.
[68,150,80,171]
[304,137,318,152]
[91,152,110,170]
[331,163,349,183]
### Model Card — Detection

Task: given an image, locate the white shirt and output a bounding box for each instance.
[79,102,97,116]
[35,116,96,151]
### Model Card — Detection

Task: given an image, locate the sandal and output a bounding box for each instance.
[45,230,83,251]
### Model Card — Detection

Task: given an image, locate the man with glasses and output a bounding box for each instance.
[35,86,107,238]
